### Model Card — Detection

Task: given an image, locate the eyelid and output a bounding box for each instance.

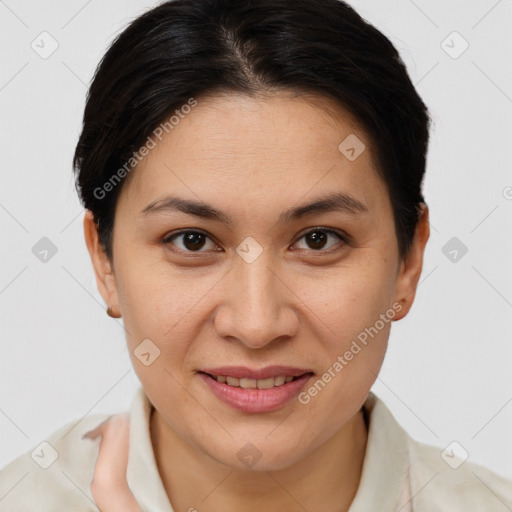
[294,226,349,244]
[163,228,210,241]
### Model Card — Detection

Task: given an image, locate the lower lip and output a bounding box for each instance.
[198,372,313,413]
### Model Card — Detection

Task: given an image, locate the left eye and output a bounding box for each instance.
[163,228,346,253]
[293,228,346,252]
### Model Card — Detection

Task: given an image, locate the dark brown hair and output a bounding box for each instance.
[73,0,431,261]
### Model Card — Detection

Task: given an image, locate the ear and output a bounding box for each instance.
[83,210,120,312]
[392,203,430,321]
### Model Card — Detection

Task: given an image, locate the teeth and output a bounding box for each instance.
[214,374,297,388]
[257,377,275,389]
[226,376,239,386]
[239,378,257,389]
[274,375,286,386]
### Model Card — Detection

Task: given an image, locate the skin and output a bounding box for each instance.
[84,91,430,511]
[83,414,140,512]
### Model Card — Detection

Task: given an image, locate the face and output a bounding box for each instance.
[85,91,429,471]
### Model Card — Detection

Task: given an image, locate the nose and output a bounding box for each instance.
[213,248,300,350]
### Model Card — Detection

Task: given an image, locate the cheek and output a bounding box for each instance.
[115,254,220,357]
[296,260,395,400]
[303,260,395,343]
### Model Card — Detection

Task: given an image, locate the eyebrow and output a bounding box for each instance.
[139,192,369,225]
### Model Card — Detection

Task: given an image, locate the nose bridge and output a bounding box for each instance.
[237,248,278,317]
[215,244,298,348]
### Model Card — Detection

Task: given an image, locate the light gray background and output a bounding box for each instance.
[1,0,511,483]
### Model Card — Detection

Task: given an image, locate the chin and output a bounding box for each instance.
[208,436,311,473]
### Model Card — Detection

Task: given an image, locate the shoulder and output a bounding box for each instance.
[0,412,112,512]
[407,435,512,510]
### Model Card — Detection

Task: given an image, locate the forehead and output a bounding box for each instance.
[118,91,387,218]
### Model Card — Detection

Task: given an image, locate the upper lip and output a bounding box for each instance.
[200,366,314,380]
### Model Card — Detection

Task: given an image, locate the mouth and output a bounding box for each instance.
[197,366,315,413]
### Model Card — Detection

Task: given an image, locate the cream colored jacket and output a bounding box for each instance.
[1,387,510,511]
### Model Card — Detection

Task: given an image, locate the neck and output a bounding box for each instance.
[150,406,368,512]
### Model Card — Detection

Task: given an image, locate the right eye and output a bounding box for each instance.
[162,230,222,254]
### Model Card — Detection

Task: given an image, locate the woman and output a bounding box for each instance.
[1,0,510,510]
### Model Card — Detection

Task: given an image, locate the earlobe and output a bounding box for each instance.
[83,210,120,314]
[392,204,430,322]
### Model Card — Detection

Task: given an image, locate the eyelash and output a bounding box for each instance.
[161,227,350,255]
